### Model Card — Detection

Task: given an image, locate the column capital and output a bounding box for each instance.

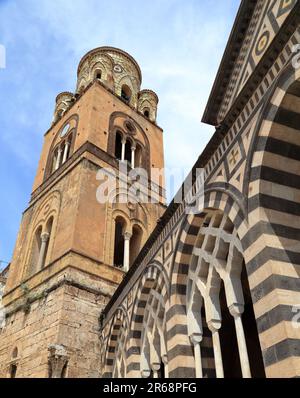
[207,319,222,333]
[161,355,168,365]
[141,369,151,378]
[41,232,50,243]
[151,362,161,372]
[123,232,132,241]
[48,344,68,378]
[190,333,203,345]
[228,303,244,318]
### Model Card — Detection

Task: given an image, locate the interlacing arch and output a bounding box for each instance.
[186,210,250,378]
[123,263,170,378]
[167,189,265,378]
[140,266,169,378]
[102,307,129,378]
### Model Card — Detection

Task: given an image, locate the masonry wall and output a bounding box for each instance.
[0,275,110,378]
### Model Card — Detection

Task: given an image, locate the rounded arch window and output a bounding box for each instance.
[94,70,102,80]
[143,108,150,118]
[121,85,132,103]
[115,130,123,160]
[130,225,143,266]
[114,216,126,268]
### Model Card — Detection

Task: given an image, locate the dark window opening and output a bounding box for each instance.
[144,109,150,118]
[61,362,68,378]
[10,364,17,378]
[219,280,242,378]
[158,361,165,378]
[121,85,132,103]
[130,225,143,266]
[125,140,131,164]
[96,71,102,80]
[115,131,123,160]
[114,218,125,268]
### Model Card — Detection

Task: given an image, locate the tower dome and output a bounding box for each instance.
[76,46,143,108]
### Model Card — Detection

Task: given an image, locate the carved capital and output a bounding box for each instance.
[48,344,68,378]
[41,232,50,243]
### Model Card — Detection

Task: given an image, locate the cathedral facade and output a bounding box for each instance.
[1,0,300,378]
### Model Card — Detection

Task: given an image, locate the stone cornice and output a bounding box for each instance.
[202,0,257,125]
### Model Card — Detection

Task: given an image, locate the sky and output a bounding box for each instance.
[0,0,240,266]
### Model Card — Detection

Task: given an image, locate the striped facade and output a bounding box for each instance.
[100,1,300,378]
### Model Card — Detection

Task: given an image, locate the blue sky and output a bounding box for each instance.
[0,0,240,265]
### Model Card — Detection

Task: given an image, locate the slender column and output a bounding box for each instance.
[123,232,132,272]
[229,305,251,378]
[131,146,136,169]
[208,322,224,378]
[190,334,203,378]
[37,232,50,270]
[55,147,62,170]
[151,363,160,378]
[62,141,70,164]
[121,139,126,161]
[162,355,169,378]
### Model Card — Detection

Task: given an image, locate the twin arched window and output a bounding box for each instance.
[51,131,74,174]
[114,130,143,169]
[113,216,143,271]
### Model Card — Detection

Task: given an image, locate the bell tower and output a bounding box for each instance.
[0,47,166,378]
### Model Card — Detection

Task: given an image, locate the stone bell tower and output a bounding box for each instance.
[0,47,166,378]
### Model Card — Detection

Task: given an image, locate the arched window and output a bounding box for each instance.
[143,108,150,118]
[114,217,126,268]
[125,140,132,164]
[95,70,102,80]
[31,226,42,270]
[121,85,132,103]
[51,130,74,175]
[30,216,54,274]
[115,131,123,160]
[130,225,143,266]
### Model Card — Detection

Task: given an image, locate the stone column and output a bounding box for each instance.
[62,141,70,164]
[131,146,136,169]
[121,139,126,162]
[151,363,160,378]
[37,232,50,270]
[123,232,132,272]
[48,345,68,378]
[162,355,169,378]
[55,147,62,170]
[190,334,203,378]
[229,304,251,378]
[208,321,224,378]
